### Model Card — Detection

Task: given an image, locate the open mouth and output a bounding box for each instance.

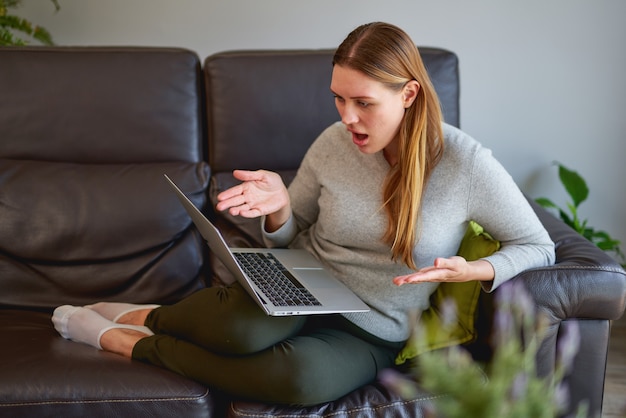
[351,131,368,146]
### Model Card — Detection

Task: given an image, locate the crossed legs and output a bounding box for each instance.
[52,283,306,358]
[51,283,398,405]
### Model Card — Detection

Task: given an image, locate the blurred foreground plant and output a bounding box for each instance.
[381,281,588,418]
[0,0,59,46]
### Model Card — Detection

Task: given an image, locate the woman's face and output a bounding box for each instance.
[330,65,418,165]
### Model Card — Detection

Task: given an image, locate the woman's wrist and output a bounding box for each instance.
[467,259,495,282]
[264,205,292,233]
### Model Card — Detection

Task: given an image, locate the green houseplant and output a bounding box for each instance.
[0,0,59,46]
[535,162,625,267]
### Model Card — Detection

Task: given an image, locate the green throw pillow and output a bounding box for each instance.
[395,221,500,365]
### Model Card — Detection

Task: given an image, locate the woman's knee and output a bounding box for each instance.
[265,340,378,405]
[148,284,306,355]
[221,313,306,355]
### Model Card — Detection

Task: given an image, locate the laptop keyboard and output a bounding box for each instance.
[233,252,322,307]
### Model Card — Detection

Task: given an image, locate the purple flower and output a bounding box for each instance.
[557,321,581,375]
[510,372,528,400]
[553,381,570,412]
[440,297,458,329]
[495,281,516,307]
[493,309,514,346]
[494,281,539,348]
[513,282,534,316]
[496,281,533,314]
[378,368,418,399]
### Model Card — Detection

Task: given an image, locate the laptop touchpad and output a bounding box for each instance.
[293,269,341,289]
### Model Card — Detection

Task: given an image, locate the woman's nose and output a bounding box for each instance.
[340,105,358,125]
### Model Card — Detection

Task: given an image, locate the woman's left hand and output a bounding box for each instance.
[393,257,494,286]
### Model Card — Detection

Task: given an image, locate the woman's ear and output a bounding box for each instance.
[403,80,420,108]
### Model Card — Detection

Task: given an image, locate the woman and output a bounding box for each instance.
[52,22,555,405]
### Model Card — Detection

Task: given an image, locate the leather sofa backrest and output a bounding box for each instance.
[204,47,460,284]
[0,47,209,308]
[205,47,459,174]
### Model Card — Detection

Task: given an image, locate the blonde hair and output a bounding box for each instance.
[333,22,445,270]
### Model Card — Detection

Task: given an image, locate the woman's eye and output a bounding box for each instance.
[358,101,370,108]
[334,95,345,103]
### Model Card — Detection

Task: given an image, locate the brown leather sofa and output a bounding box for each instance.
[1,46,624,418]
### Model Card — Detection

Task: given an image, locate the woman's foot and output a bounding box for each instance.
[52,305,153,350]
[86,302,160,325]
[99,327,149,357]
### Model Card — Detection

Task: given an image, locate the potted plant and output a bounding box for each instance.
[535,162,625,268]
[0,0,59,46]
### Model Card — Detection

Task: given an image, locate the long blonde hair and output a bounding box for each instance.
[333,22,445,270]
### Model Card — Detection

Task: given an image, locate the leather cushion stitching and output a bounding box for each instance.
[0,389,211,408]
[229,394,446,418]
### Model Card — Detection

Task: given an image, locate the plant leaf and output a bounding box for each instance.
[589,230,621,250]
[0,26,25,45]
[0,15,33,33]
[534,197,557,209]
[32,25,53,45]
[558,164,588,208]
[557,209,577,232]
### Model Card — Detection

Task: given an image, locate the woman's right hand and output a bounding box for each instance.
[215,170,291,232]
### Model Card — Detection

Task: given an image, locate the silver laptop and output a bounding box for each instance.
[164,174,370,316]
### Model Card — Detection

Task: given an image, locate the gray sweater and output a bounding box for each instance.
[264,122,555,342]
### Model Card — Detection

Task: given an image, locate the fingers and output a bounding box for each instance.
[215,190,243,212]
[393,257,467,286]
[233,207,264,219]
[215,170,263,212]
[433,257,454,269]
[214,169,289,219]
[219,195,261,217]
[216,170,261,202]
[216,184,243,202]
[393,269,449,286]
[232,169,266,182]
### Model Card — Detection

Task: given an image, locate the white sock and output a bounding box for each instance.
[85,302,161,323]
[52,305,154,350]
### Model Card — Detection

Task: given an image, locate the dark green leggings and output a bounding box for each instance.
[132,283,402,406]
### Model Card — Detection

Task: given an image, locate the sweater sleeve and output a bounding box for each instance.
[261,124,331,248]
[261,213,299,248]
[466,143,556,291]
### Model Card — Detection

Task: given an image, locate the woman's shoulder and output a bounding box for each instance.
[438,123,513,184]
[439,123,485,166]
[441,123,481,152]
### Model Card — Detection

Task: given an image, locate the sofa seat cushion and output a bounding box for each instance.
[0,309,214,418]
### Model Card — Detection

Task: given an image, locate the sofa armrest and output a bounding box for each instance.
[520,199,626,323]
[485,201,625,416]
[511,264,626,323]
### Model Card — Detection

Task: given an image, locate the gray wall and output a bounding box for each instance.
[19,0,626,258]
